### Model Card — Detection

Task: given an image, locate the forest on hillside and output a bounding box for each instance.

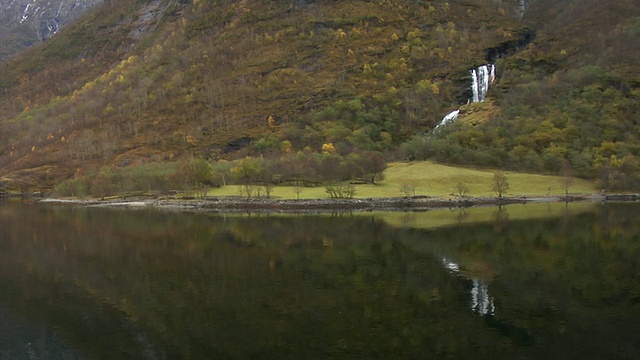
[0,0,639,193]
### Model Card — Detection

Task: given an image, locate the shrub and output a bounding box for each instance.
[325,183,356,199]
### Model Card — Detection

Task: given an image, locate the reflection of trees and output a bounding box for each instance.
[2,203,640,359]
[1,203,528,359]
[428,203,640,359]
[457,208,469,223]
[401,211,416,227]
[492,205,509,231]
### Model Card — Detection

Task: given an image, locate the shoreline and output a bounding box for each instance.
[7,193,634,213]
[2,192,638,213]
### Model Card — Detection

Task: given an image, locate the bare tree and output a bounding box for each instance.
[399,182,417,197]
[262,183,274,199]
[492,172,509,198]
[561,161,574,195]
[455,182,470,197]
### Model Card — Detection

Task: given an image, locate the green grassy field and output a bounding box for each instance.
[205,161,599,200]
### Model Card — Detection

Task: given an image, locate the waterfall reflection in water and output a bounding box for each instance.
[441,257,496,316]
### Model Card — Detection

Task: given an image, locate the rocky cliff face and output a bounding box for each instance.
[0,0,103,61]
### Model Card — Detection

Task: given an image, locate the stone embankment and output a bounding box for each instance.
[29,193,614,213]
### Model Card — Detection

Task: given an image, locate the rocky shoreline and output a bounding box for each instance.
[14,193,629,213]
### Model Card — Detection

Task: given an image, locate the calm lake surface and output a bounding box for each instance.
[1,201,639,359]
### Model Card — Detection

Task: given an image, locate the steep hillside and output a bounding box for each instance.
[0,0,639,192]
[403,0,640,190]
[0,0,528,189]
[0,0,103,61]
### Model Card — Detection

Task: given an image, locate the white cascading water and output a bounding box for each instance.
[519,0,531,17]
[434,64,495,130]
[437,109,461,129]
[471,64,495,103]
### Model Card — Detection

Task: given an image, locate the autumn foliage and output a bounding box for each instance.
[1,0,639,192]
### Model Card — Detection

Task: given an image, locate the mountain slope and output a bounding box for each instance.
[413,0,640,190]
[0,0,639,191]
[0,0,103,61]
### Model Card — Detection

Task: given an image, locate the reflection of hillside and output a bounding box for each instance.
[0,276,161,359]
[0,304,80,359]
[0,203,524,358]
[1,202,639,358]
[418,203,640,359]
[376,202,597,231]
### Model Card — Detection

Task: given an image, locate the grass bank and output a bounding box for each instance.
[204,161,599,200]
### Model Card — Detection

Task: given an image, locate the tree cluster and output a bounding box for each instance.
[53,150,387,199]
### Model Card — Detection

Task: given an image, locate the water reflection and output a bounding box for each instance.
[0,305,83,360]
[441,257,496,316]
[442,257,460,273]
[1,202,639,359]
[470,279,495,316]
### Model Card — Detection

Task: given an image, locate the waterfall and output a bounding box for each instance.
[471,64,495,103]
[519,0,531,16]
[436,110,460,129]
[434,64,495,130]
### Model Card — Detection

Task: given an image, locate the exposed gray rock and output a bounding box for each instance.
[0,0,103,61]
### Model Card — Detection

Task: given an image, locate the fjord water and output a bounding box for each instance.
[1,202,639,359]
